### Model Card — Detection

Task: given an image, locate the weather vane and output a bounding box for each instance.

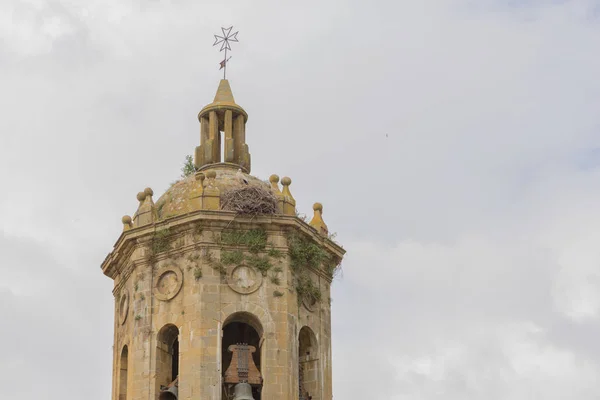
[213,26,239,79]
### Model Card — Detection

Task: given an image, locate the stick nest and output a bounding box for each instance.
[221,184,278,215]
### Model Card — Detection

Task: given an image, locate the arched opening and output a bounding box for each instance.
[156,324,179,395]
[119,345,129,400]
[222,312,263,400]
[299,327,320,400]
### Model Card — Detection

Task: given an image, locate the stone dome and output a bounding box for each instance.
[155,164,269,220]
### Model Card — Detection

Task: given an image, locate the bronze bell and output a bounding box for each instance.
[232,383,255,400]
[159,377,178,400]
[158,385,178,400]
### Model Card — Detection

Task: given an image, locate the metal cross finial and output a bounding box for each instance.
[213,26,239,79]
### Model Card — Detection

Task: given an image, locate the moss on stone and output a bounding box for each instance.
[203,250,227,278]
[245,254,273,276]
[221,250,244,265]
[286,232,327,272]
[269,272,281,285]
[267,247,283,259]
[221,228,267,253]
[295,274,322,304]
[286,231,338,304]
[151,228,171,254]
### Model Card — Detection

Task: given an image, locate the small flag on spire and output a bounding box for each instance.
[219,56,231,70]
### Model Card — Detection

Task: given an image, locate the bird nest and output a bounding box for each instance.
[221,184,278,215]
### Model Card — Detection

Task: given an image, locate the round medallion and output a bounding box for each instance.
[153,266,183,301]
[227,265,263,294]
[118,291,129,325]
[302,293,318,312]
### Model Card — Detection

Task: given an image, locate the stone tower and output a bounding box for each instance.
[101,79,345,400]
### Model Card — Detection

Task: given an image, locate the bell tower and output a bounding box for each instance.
[101,77,344,400]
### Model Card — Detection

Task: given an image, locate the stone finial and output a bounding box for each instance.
[122,215,133,231]
[269,174,282,193]
[269,174,285,213]
[309,203,329,236]
[189,172,205,211]
[281,177,292,192]
[281,177,296,216]
[202,170,220,210]
[133,187,157,227]
[132,192,145,225]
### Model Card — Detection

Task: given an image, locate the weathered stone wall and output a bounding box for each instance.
[107,218,337,400]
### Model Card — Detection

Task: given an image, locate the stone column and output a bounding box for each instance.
[201,116,209,145]
[196,117,209,168]
[224,110,234,163]
[207,111,219,164]
[111,306,119,400]
[131,318,152,400]
[233,114,244,165]
[198,274,222,400]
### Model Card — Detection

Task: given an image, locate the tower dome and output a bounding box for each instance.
[154,165,269,220]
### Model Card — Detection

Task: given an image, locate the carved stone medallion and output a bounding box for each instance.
[302,294,317,313]
[118,290,129,325]
[227,265,263,294]
[153,266,183,301]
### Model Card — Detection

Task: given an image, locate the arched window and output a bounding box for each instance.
[119,345,129,400]
[222,312,264,400]
[299,326,320,400]
[156,324,179,394]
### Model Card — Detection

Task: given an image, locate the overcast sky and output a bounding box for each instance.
[1,0,600,399]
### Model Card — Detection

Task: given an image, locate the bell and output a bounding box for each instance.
[232,383,255,400]
[158,385,178,400]
[159,376,178,400]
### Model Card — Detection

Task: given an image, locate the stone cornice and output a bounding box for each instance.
[101,210,345,280]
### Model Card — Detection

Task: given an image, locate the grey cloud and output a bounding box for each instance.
[2,0,600,399]
[0,233,113,399]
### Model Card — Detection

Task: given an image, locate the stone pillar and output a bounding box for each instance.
[131,319,152,399]
[224,110,234,163]
[198,318,220,399]
[181,319,203,399]
[207,111,219,164]
[201,116,209,144]
[241,144,251,173]
[196,117,210,168]
[194,145,203,169]
[233,114,244,163]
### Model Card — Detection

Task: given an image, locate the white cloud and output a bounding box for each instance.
[333,232,600,398]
